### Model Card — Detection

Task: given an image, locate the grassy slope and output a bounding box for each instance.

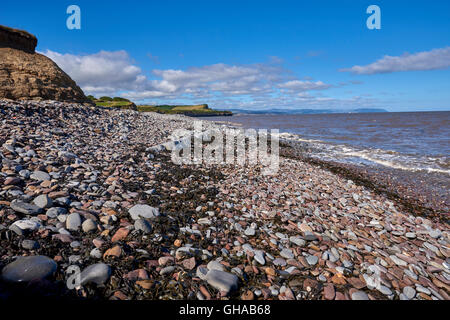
[89,96,232,116]
[137,104,232,116]
[96,101,135,108]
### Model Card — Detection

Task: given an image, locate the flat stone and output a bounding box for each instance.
[405,232,416,239]
[1,255,57,283]
[290,236,306,247]
[205,270,239,294]
[19,169,30,178]
[66,212,82,231]
[33,195,53,209]
[10,199,42,215]
[429,230,442,239]
[347,277,366,289]
[90,248,102,259]
[52,233,73,243]
[404,269,418,280]
[21,239,40,250]
[351,290,369,300]
[198,218,211,225]
[390,255,407,267]
[103,245,122,259]
[4,177,21,185]
[70,241,81,248]
[403,286,416,299]
[399,293,409,300]
[9,219,40,235]
[57,215,67,223]
[306,255,318,266]
[182,257,196,270]
[303,231,318,241]
[378,285,393,296]
[273,258,287,267]
[207,260,225,272]
[416,285,431,295]
[30,171,51,181]
[79,263,111,286]
[46,207,67,218]
[423,242,439,255]
[82,219,97,233]
[244,227,255,236]
[299,223,313,233]
[324,283,335,300]
[254,251,265,265]
[124,269,148,281]
[343,260,353,269]
[196,266,209,280]
[160,266,175,275]
[129,204,160,220]
[69,255,82,264]
[134,219,152,233]
[111,227,129,242]
[158,256,174,266]
[280,248,294,259]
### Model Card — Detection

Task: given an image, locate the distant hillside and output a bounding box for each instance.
[137,104,233,117]
[88,97,232,116]
[227,108,388,115]
[88,96,137,110]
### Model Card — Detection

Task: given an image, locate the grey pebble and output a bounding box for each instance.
[1,256,57,283]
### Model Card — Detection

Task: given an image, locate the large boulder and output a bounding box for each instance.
[0,25,91,103]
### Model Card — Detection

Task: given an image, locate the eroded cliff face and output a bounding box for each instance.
[0,25,37,53]
[0,25,90,103]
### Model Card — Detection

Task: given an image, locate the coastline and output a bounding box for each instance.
[279,139,449,222]
[0,100,449,301]
[201,115,450,220]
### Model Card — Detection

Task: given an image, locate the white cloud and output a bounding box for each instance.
[41,50,144,96]
[278,80,332,91]
[124,63,291,100]
[341,47,450,74]
[41,49,369,109]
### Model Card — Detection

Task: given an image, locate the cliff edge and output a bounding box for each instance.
[0,25,90,103]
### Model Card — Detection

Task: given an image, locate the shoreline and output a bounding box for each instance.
[279,140,449,223]
[200,116,449,221]
[0,100,449,301]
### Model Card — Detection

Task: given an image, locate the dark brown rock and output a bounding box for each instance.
[0,25,91,103]
[324,283,336,300]
[0,25,37,53]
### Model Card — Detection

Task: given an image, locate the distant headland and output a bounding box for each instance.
[88,95,233,117]
[226,108,389,115]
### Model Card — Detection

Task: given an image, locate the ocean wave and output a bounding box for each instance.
[279,133,450,175]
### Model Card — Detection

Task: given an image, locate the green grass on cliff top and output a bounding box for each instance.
[137,104,232,115]
[88,96,232,115]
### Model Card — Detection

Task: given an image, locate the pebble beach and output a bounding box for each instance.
[0,100,449,301]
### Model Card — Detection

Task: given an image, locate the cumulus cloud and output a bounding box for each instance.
[341,47,450,74]
[41,50,144,96]
[278,80,332,91]
[41,49,368,109]
[123,63,292,100]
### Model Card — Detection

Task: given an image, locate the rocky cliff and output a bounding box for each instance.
[0,25,90,103]
[0,25,37,53]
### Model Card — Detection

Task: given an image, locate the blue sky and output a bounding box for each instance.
[1,0,449,111]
